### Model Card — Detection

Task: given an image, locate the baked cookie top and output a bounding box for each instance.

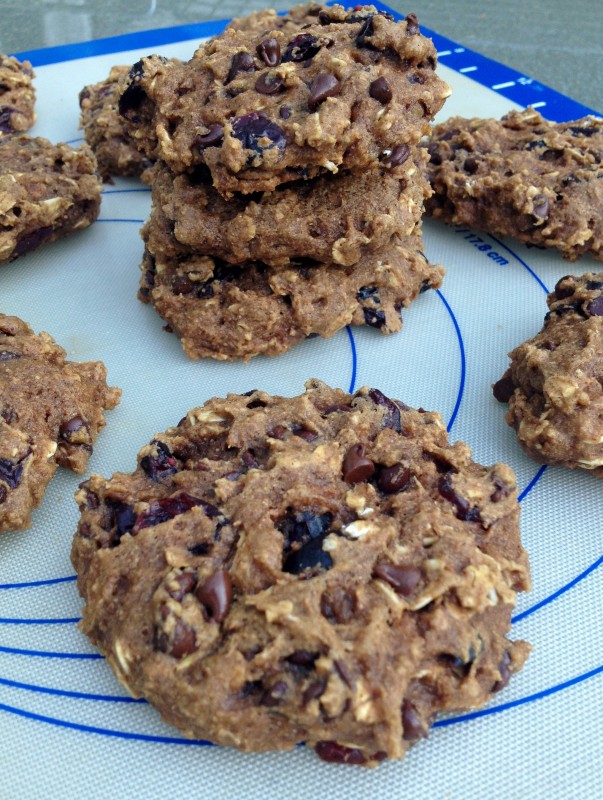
[119,5,450,196]
[150,146,429,267]
[0,314,120,532]
[0,54,36,135]
[139,200,443,360]
[0,135,102,264]
[494,272,603,475]
[79,65,155,182]
[72,379,530,765]
[426,108,603,261]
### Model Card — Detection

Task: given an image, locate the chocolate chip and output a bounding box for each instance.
[0,350,20,361]
[356,16,376,48]
[172,274,195,295]
[377,463,411,495]
[196,569,232,623]
[59,415,87,441]
[490,473,512,503]
[402,699,427,740]
[586,297,603,316]
[553,275,574,299]
[366,388,403,432]
[225,51,255,84]
[196,123,224,149]
[463,156,478,174]
[261,680,288,707]
[373,562,421,596]
[532,194,549,218]
[0,107,16,133]
[166,570,197,601]
[381,144,410,167]
[256,38,281,66]
[438,473,482,522]
[492,373,516,403]
[342,443,375,483]
[231,112,286,160]
[282,33,321,63]
[108,501,136,543]
[369,76,392,104]
[279,105,292,119]
[586,280,603,290]
[140,440,178,482]
[0,485,6,504]
[158,618,196,658]
[255,72,285,95]
[493,650,512,692]
[303,679,327,705]
[308,72,341,111]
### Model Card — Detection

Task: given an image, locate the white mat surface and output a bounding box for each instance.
[1,10,602,799]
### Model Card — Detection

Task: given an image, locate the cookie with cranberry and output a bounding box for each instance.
[119,6,450,196]
[0,135,101,264]
[426,108,603,261]
[150,145,429,267]
[72,379,530,766]
[0,314,120,533]
[494,272,603,475]
[79,65,155,182]
[0,54,36,135]
[139,200,443,360]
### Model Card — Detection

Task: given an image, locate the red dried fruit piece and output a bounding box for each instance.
[132,493,203,533]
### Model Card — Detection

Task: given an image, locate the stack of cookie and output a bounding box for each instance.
[118,4,451,360]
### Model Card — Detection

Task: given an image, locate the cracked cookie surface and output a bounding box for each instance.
[72,379,530,766]
[494,272,603,475]
[0,54,35,135]
[0,314,121,532]
[426,108,603,261]
[119,5,449,196]
[139,201,443,361]
[150,146,429,267]
[0,135,101,264]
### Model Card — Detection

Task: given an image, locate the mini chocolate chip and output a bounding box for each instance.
[492,373,516,403]
[196,123,224,149]
[196,569,232,622]
[493,650,512,692]
[369,76,392,104]
[490,474,512,503]
[172,274,195,295]
[0,485,6,504]
[553,276,573,298]
[225,51,255,84]
[586,297,603,316]
[303,678,327,705]
[532,194,549,218]
[377,463,411,494]
[342,443,375,483]
[59,415,87,440]
[0,350,20,360]
[256,38,281,66]
[402,699,427,740]
[439,473,482,522]
[373,562,421,596]
[464,156,478,174]
[381,144,410,167]
[308,73,341,111]
[166,570,197,601]
[255,72,285,95]
[279,105,292,119]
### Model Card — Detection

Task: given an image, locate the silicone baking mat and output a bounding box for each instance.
[2,5,602,798]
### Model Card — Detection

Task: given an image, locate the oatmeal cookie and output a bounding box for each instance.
[0,54,35,135]
[72,379,530,766]
[151,146,429,267]
[494,272,603,475]
[426,108,603,261]
[119,6,450,196]
[0,314,120,532]
[139,202,443,360]
[79,65,155,182]
[0,135,101,264]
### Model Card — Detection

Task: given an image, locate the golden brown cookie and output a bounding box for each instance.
[72,379,530,766]
[0,54,35,135]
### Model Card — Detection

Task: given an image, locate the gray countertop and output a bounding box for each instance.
[1,0,602,113]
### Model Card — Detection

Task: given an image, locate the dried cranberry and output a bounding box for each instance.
[277,510,333,548]
[283,536,333,575]
[492,373,516,403]
[0,107,16,133]
[0,454,28,489]
[14,226,53,256]
[231,112,286,161]
[366,388,403,432]
[0,350,20,361]
[282,33,321,63]
[438,473,482,522]
[315,741,367,764]
[140,440,178,482]
[402,699,427,740]
[132,492,203,533]
[363,307,386,328]
[586,297,603,316]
